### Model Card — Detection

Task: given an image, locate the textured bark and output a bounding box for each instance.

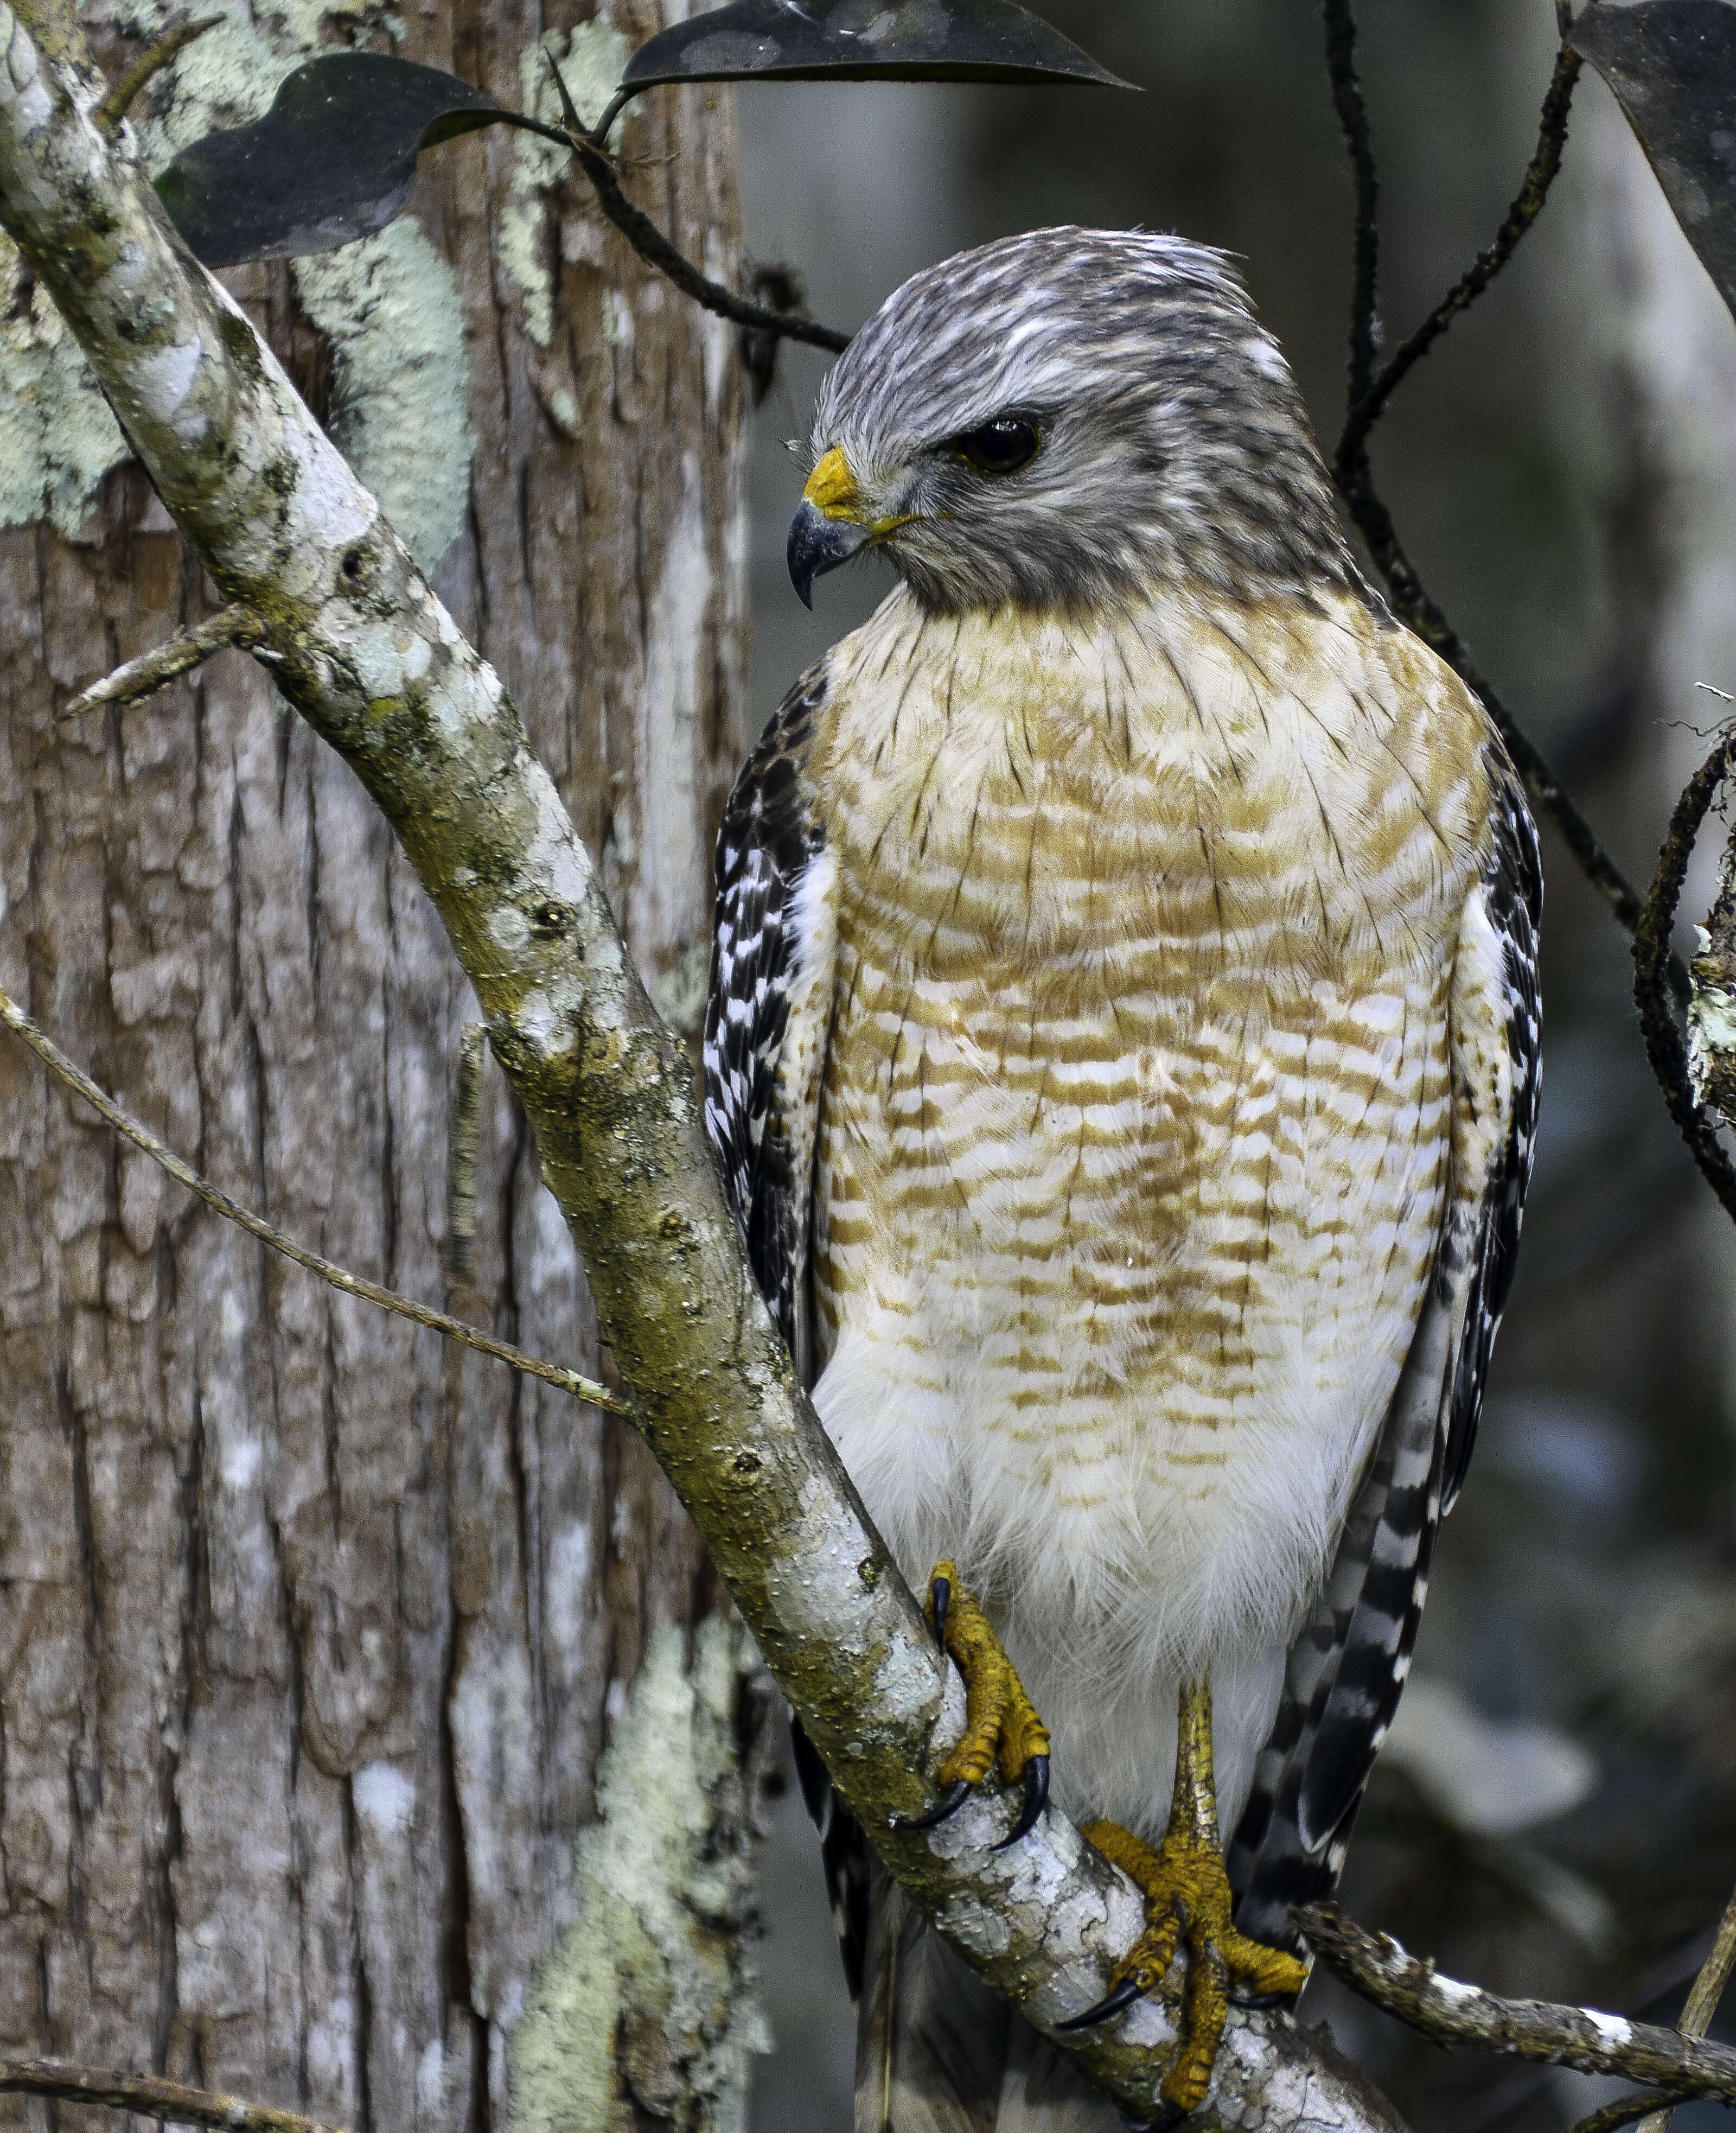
[0,5,749,2131]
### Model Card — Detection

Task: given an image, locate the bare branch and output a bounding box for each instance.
[544,58,850,355]
[92,9,220,132]
[55,601,265,721]
[1321,0,1381,415]
[0,7,1395,2121]
[1299,1904,1736,2107]
[0,2057,351,2133]
[1631,734,1736,1219]
[0,977,628,1415]
[1635,1880,1736,2133]
[1336,41,1581,473]
[1319,3,1683,998]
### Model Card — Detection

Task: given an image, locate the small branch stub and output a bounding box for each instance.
[55,602,265,722]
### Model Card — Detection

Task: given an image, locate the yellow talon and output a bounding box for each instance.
[902,1561,1051,1845]
[1070,1678,1308,2118]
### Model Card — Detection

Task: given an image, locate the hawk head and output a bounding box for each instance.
[788,226,1358,618]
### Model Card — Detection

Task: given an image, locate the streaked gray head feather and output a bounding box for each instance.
[811,226,1364,616]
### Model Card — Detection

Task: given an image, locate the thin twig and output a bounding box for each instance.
[93,12,222,133]
[1297,1904,1736,2106]
[0,2058,350,2133]
[1636,1881,1736,2133]
[1568,2096,1695,2133]
[1631,735,1736,1219]
[55,603,264,722]
[1320,3,1688,1002]
[0,978,628,1416]
[542,55,850,355]
[1337,41,1581,473]
[1322,0,1381,413]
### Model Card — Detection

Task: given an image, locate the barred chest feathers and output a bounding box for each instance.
[795,582,1495,1843]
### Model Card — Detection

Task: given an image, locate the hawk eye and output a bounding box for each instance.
[956,417,1039,476]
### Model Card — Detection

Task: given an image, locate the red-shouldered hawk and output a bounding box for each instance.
[703,227,1540,2130]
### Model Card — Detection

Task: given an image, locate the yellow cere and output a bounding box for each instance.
[802,447,863,521]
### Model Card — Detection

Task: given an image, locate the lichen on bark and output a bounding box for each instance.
[509,1619,771,2133]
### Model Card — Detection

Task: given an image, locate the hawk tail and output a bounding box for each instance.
[855,1862,1122,2133]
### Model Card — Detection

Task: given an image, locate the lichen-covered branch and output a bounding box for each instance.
[1298,1905,1736,2107]
[1685,801,1736,1137]
[1631,735,1736,1220]
[0,4,1394,2126]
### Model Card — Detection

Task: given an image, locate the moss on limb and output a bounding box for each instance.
[0,5,1400,2125]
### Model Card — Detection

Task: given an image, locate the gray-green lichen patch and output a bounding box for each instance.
[502,20,630,349]
[294,220,475,575]
[0,241,130,534]
[509,1615,770,2133]
[3,0,473,561]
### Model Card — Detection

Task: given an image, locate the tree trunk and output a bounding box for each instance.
[0,4,755,2130]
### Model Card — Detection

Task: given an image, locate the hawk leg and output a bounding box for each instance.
[1061,1676,1308,2123]
[896,1561,1051,1850]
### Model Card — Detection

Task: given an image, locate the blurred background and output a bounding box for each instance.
[729,3,1736,2129]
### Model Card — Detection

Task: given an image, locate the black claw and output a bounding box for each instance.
[992,1754,1048,1850]
[1057,1975,1144,2030]
[893,1779,972,1833]
[929,1573,952,1649]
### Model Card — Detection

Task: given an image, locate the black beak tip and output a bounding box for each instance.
[787,508,819,608]
[788,497,864,609]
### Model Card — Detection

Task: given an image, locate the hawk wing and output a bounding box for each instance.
[701,663,874,1992]
[1228,765,1542,1949]
[703,664,833,1379]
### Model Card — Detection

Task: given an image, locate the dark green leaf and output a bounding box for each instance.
[1568,0,1736,321]
[154,53,560,269]
[621,0,1134,88]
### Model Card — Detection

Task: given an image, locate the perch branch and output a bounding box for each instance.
[1635,1877,1736,2133]
[54,601,265,721]
[0,2058,350,2133]
[1298,1905,1736,2107]
[0,6,1395,2124]
[1630,734,1736,1219]
[545,57,850,354]
[92,9,220,132]
[0,978,628,1415]
[1319,3,1682,997]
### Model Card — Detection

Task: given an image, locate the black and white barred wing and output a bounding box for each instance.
[702,664,834,1379]
[703,665,872,1994]
[1229,769,1542,1949]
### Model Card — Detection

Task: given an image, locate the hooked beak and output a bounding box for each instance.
[787,445,911,608]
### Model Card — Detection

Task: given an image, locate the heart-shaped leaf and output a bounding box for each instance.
[1568,0,1736,321]
[155,53,561,268]
[621,0,1134,89]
